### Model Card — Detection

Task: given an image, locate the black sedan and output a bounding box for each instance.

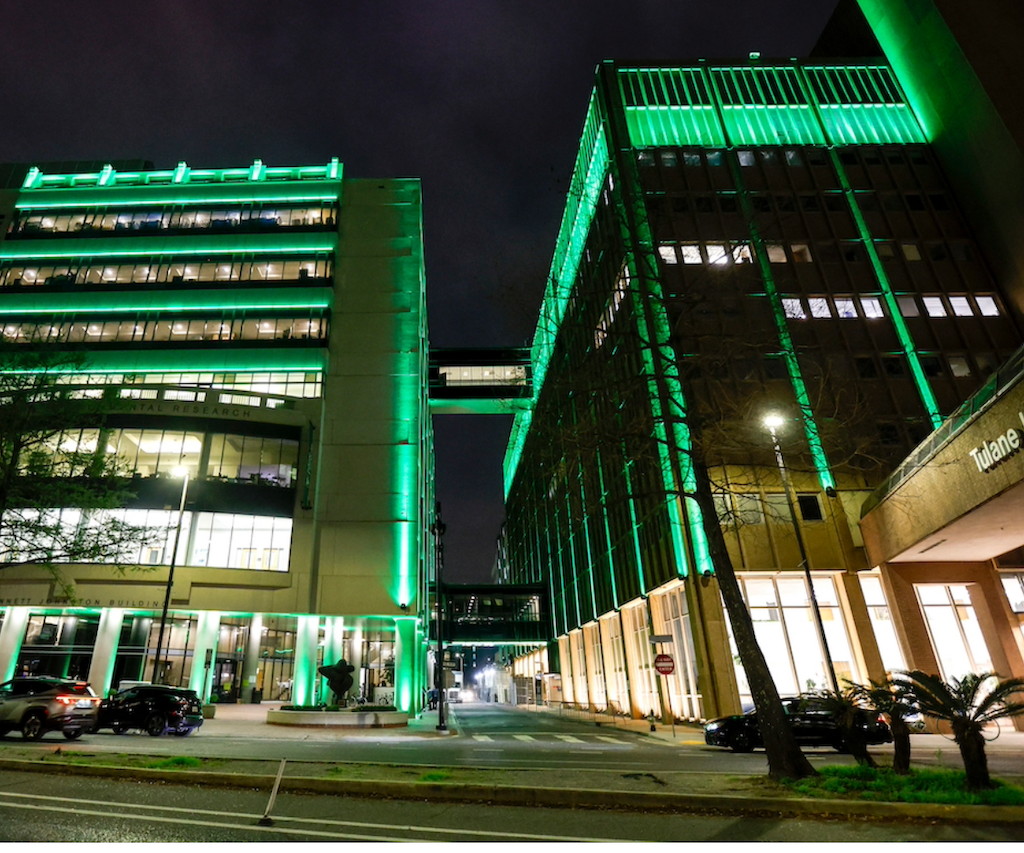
[703,696,892,753]
[98,684,204,737]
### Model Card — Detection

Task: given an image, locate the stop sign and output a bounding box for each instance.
[654,653,674,675]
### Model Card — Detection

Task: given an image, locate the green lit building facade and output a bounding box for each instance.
[0,160,433,713]
[500,59,1023,720]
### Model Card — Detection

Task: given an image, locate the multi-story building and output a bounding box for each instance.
[0,160,433,713]
[499,56,1024,721]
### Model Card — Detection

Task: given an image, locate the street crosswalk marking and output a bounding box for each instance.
[595,736,627,744]
[472,735,494,742]
[555,735,583,743]
[512,734,536,742]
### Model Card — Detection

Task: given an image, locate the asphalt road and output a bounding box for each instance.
[2,702,1022,780]
[0,769,1018,842]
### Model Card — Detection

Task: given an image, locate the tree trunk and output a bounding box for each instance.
[692,456,816,780]
[890,718,912,774]
[842,721,876,767]
[956,725,992,790]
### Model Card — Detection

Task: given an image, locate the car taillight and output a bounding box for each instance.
[877,713,886,725]
[55,695,78,706]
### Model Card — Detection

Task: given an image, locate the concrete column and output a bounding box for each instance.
[838,570,887,684]
[320,616,345,704]
[0,607,31,682]
[684,576,741,719]
[187,611,221,703]
[395,617,417,713]
[87,608,125,698]
[240,614,263,704]
[348,621,364,699]
[292,615,321,706]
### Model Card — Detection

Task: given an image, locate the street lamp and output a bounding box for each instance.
[151,466,190,685]
[763,414,839,694]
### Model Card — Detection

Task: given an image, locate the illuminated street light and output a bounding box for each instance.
[763,414,839,694]
[151,466,191,684]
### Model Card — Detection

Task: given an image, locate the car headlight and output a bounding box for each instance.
[704,722,719,732]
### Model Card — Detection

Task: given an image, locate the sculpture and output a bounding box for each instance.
[318,658,355,701]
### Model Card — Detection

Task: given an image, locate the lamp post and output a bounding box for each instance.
[763,414,839,694]
[151,467,190,685]
[429,502,448,731]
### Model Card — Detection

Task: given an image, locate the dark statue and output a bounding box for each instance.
[318,658,355,700]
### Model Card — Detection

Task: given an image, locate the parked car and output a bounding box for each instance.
[98,684,204,737]
[703,695,893,753]
[0,677,101,740]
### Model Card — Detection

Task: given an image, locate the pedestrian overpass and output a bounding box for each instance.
[428,347,532,414]
[429,584,550,646]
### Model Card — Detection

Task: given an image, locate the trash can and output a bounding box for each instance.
[251,689,263,704]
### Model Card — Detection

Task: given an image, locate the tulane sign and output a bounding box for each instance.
[968,412,1024,473]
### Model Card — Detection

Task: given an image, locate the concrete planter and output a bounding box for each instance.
[266,708,408,728]
[202,704,217,719]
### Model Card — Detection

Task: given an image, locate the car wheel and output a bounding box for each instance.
[111,722,129,735]
[730,731,754,753]
[63,728,84,741]
[171,727,194,737]
[21,713,46,741]
[145,713,167,737]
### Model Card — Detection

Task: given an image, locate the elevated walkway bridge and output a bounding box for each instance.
[430,583,550,647]
[428,347,532,415]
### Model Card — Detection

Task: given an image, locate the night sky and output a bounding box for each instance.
[0,1,841,582]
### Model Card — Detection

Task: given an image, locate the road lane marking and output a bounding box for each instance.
[555,735,583,743]
[472,735,494,742]
[0,792,624,842]
[512,734,536,742]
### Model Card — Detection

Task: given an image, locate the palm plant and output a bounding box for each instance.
[813,685,876,767]
[850,677,918,774]
[899,671,1024,790]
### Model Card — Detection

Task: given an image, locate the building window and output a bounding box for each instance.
[738,151,756,167]
[796,495,823,521]
[922,296,947,317]
[782,298,806,319]
[948,356,972,377]
[706,244,729,265]
[657,245,678,265]
[860,297,884,318]
[900,242,922,261]
[976,295,1000,316]
[1001,574,1024,614]
[660,151,677,168]
[637,151,654,167]
[949,296,973,317]
[766,244,787,263]
[897,296,919,317]
[790,244,812,263]
[808,297,831,319]
[834,298,857,319]
[680,244,702,264]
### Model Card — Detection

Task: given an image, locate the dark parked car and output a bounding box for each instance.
[0,677,101,740]
[98,684,204,737]
[703,695,892,753]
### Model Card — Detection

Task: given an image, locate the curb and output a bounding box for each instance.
[2,759,1022,825]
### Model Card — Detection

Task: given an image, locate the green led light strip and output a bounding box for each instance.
[0,234,337,261]
[4,348,327,374]
[575,459,600,623]
[503,91,609,496]
[594,450,621,609]
[16,193,340,211]
[704,65,837,492]
[622,457,648,596]
[832,152,943,428]
[0,287,332,315]
[615,62,924,150]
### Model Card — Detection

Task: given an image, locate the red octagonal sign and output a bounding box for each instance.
[654,653,674,675]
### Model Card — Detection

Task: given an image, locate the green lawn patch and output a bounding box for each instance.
[418,771,452,783]
[783,765,1024,806]
[144,756,204,770]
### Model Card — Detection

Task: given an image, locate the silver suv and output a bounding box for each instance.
[0,677,101,740]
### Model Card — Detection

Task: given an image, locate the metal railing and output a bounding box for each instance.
[861,342,1024,517]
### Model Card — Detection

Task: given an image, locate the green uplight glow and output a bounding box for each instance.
[4,349,327,375]
[0,233,337,261]
[0,287,332,315]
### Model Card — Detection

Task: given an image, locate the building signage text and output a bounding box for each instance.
[130,401,253,419]
[968,411,1024,473]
